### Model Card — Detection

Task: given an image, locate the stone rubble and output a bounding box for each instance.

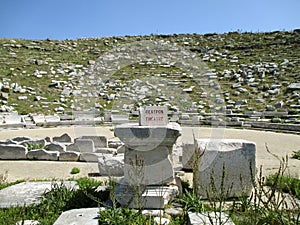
[0,31,299,130]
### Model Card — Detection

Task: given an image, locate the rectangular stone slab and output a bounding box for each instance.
[188,212,235,225]
[193,139,256,199]
[53,208,100,225]
[0,181,78,208]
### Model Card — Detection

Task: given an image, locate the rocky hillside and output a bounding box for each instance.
[0,30,299,124]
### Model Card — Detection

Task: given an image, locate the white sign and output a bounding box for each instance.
[139,106,168,126]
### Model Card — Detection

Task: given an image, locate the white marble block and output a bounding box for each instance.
[124,146,174,185]
[193,139,256,199]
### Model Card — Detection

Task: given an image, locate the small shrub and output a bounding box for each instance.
[70,167,80,174]
[177,190,206,213]
[291,150,300,160]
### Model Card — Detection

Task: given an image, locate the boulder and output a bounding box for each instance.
[27,149,59,161]
[53,133,72,143]
[59,151,80,161]
[45,142,66,152]
[0,144,27,159]
[193,139,256,199]
[75,136,107,148]
[11,136,31,142]
[98,154,124,176]
[66,139,94,153]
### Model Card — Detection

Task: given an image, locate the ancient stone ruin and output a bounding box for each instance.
[114,106,181,208]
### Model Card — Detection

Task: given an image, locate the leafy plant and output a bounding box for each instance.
[177,190,206,213]
[70,167,80,174]
[291,150,300,160]
[25,143,45,151]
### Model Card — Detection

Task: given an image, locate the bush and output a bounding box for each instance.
[70,167,80,174]
[291,150,300,160]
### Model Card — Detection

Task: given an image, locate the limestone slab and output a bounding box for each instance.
[11,136,31,142]
[53,208,100,225]
[53,133,72,143]
[27,149,59,161]
[59,151,80,161]
[188,212,235,225]
[98,154,124,176]
[67,139,94,153]
[79,152,103,162]
[193,139,256,199]
[45,142,66,152]
[45,115,60,123]
[32,115,45,125]
[4,114,23,125]
[0,181,78,208]
[111,114,129,124]
[76,136,107,148]
[116,183,179,209]
[0,144,27,159]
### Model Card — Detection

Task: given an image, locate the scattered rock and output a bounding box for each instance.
[27,149,59,161]
[53,133,72,143]
[45,142,66,152]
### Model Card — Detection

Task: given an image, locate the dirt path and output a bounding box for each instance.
[0,126,299,182]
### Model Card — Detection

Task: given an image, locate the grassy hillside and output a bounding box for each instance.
[0,30,299,121]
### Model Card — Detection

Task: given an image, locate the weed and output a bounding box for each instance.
[291,150,300,160]
[266,173,300,199]
[24,143,44,151]
[98,207,154,225]
[70,167,80,174]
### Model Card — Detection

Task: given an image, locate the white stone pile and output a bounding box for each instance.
[0,133,119,162]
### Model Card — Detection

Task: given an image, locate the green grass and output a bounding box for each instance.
[265,173,300,199]
[0,177,108,225]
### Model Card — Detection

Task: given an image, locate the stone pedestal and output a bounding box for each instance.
[193,139,256,199]
[114,122,181,208]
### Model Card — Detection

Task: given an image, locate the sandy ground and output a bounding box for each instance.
[0,126,299,183]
